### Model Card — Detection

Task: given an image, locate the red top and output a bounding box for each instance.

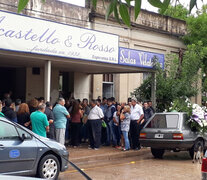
[71,111,81,123]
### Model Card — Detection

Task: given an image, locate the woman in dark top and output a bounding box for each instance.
[17,103,30,129]
[70,100,83,147]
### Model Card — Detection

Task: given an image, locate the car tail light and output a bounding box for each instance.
[173,133,183,140]
[202,158,207,172]
[140,133,146,139]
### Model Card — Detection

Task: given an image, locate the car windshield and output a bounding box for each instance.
[146,114,179,129]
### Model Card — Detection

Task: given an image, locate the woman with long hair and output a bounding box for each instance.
[28,98,39,114]
[70,100,83,147]
[17,103,30,128]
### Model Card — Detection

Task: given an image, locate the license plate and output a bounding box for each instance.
[154,134,164,138]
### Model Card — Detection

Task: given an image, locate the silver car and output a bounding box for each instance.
[0,116,69,179]
[140,112,206,159]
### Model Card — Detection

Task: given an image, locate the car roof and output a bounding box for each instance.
[0,116,12,123]
[154,112,187,115]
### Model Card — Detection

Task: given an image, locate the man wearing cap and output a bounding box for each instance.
[130,97,144,150]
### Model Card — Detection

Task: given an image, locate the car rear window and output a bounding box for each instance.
[146,114,179,129]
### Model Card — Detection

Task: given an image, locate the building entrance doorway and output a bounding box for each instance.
[0,67,26,101]
[103,83,114,98]
[59,72,74,99]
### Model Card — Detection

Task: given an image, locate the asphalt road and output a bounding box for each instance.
[59,150,202,180]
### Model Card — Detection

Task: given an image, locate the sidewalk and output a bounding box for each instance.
[67,144,150,165]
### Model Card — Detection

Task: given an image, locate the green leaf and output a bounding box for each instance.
[92,0,97,9]
[189,0,197,13]
[160,0,171,14]
[119,2,130,27]
[41,0,45,2]
[134,0,141,20]
[148,0,163,8]
[125,0,131,6]
[105,1,115,20]
[163,0,171,9]
[114,3,120,24]
[18,0,29,13]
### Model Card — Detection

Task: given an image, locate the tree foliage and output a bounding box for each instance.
[131,43,205,111]
[183,7,207,100]
[158,4,189,20]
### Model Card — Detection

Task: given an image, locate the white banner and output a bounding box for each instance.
[0,11,119,64]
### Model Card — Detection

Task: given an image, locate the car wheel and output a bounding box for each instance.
[189,140,204,160]
[37,154,60,180]
[151,148,165,159]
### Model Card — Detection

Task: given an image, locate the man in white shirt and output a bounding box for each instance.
[130,97,144,150]
[88,99,104,150]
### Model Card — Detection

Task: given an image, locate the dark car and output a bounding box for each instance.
[0,116,69,179]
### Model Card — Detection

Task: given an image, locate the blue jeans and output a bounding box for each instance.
[112,124,121,146]
[122,131,130,150]
[106,120,115,145]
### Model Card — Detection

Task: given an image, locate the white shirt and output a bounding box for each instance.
[113,111,119,125]
[88,105,104,120]
[130,104,144,120]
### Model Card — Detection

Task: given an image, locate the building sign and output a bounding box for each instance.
[119,47,165,69]
[0,11,119,64]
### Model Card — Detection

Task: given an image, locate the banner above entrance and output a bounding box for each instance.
[119,47,165,69]
[0,11,119,64]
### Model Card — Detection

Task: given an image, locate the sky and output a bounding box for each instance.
[57,0,85,7]
[57,0,205,13]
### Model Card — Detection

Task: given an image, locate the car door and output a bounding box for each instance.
[0,120,38,174]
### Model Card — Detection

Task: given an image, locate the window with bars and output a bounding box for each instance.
[103,74,113,82]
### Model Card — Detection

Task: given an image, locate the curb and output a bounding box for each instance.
[69,148,150,164]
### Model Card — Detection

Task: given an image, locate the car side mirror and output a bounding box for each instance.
[20,133,26,141]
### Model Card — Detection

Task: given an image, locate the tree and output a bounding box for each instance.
[158,4,189,20]
[131,43,205,111]
[183,6,207,102]
[18,0,202,27]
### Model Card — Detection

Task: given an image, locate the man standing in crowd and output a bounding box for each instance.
[30,103,49,138]
[45,102,55,140]
[130,97,144,150]
[142,101,154,128]
[81,98,90,143]
[53,98,70,145]
[148,100,155,113]
[96,99,102,107]
[2,98,17,122]
[111,97,117,108]
[104,98,116,146]
[100,97,107,115]
[88,99,104,150]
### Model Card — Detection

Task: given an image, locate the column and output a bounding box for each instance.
[74,72,90,100]
[44,60,51,102]
[151,72,156,110]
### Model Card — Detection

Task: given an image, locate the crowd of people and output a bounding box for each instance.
[0,92,155,151]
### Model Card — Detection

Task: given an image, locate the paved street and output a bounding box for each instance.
[59,150,201,180]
